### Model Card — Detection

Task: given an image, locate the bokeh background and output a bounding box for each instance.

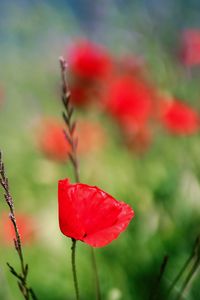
[1,1,200,299]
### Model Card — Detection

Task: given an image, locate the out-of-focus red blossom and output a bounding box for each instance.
[69,80,101,107]
[123,125,152,154]
[152,92,174,120]
[67,40,112,80]
[180,29,200,66]
[161,100,199,134]
[0,213,36,245]
[37,118,106,162]
[70,84,90,106]
[37,119,70,162]
[77,120,106,154]
[58,179,134,247]
[104,75,153,128]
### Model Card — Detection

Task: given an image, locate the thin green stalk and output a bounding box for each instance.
[166,254,193,298]
[71,239,80,300]
[166,235,200,299]
[91,248,101,300]
[149,255,169,300]
[176,259,200,300]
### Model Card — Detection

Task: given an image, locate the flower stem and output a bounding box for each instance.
[0,151,37,300]
[91,248,101,300]
[59,57,101,300]
[176,258,200,300]
[149,255,169,300]
[166,235,200,299]
[166,254,193,298]
[71,239,80,300]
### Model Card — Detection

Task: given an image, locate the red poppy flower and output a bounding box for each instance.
[0,213,36,245]
[70,84,90,106]
[37,118,70,162]
[69,80,101,107]
[104,75,153,128]
[58,179,134,247]
[152,92,174,121]
[37,118,106,162]
[161,100,199,134]
[123,124,152,154]
[180,29,200,66]
[77,120,106,154]
[67,40,112,80]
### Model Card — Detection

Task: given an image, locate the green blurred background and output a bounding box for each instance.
[0,1,200,299]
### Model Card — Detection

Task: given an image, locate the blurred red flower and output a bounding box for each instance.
[66,40,112,107]
[161,100,199,134]
[180,29,200,66]
[69,79,102,107]
[123,125,152,154]
[37,119,70,162]
[68,40,112,80]
[77,120,106,154]
[37,118,106,162]
[70,84,90,106]
[0,213,36,245]
[58,179,134,247]
[152,92,174,121]
[104,75,153,129]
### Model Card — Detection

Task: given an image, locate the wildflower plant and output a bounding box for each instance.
[0,151,37,300]
[58,57,134,299]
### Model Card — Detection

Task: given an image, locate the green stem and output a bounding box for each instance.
[176,259,200,300]
[166,235,200,299]
[91,248,101,300]
[71,239,80,300]
[149,255,169,300]
[166,254,193,299]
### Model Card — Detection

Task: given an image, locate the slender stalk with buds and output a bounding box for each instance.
[59,57,79,184]
[0,151,37,300]
[59,57,101,300]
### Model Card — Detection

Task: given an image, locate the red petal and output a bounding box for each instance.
[58,179,134,247]
[162,101,199,134]
[58,179,85,240]
[104,75,153,128]
[83,201,134,247]
[68,40,112,79]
